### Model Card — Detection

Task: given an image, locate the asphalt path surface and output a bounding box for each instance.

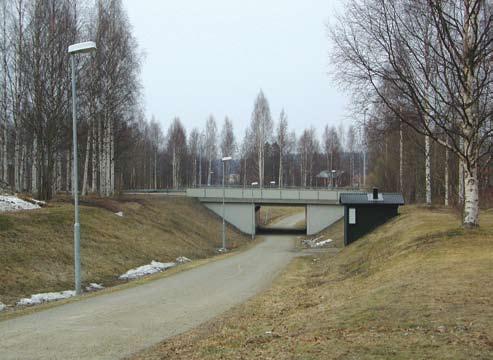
[0,214,301,360]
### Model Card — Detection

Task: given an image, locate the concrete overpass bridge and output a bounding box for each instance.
[186,187,349,236]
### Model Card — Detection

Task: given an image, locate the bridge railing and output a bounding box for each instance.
[186,187,358,201]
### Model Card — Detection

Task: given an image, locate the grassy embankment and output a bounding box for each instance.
[132,206,493,359]
[0,196,251,306]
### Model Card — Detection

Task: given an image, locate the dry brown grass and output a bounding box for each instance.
[0,196,250,306]
[131,206,493,359]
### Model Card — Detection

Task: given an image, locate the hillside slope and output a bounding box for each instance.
[0,196,250,305]
[133,206,493,359]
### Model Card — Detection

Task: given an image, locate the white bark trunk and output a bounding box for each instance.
[458,143,465,205]
[425,134,431,205]
[66,149,71,193]
[14,131,20,192]
[278,150,283,189]
[56,152,62,194]
[2,120,6,184]
[91,119,97,193]
[110,120,114,195]
[444,142,449,207]
[463,165,479,226]
[82,124,91,196]
[98,116,103,195]
[399,121,403,192]
[31,137,37,195]
[154,149,157,189]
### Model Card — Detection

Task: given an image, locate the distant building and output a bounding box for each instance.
[228,173,240,185]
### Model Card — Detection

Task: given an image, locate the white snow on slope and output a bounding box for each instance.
[0,195,40,212]
[302,238,334,248]
[85,283,104,292]
[315,239,333,246]
[30,198,47,207]
[119,261,176,280]
[17,290,76,306]
[175,256,192,264]
[0,302,6,311]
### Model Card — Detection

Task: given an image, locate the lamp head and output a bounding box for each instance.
[68,41,97,54]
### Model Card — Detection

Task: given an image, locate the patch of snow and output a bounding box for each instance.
[31,198,47,207]
[175,256,192,264]
[115,211,124,217]
[0,302,6,311]
[85,283,104,292]
[302,238,334,248]
[315,239,333,247]
[119,261,176,280]
[0,195,40,212]
[16,290,76,306]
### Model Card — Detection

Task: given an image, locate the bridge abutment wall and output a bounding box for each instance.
[203,202,256,235]
[306,205,344,235]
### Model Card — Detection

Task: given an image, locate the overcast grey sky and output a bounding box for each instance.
[122,0,350,138]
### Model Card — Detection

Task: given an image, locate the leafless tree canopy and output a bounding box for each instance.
[330,0,493,225]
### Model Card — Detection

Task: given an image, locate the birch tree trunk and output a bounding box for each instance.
[81,123,91,196]
[14,131,21,192]
[32,136,37,196]
[278,150,283,189]
[399,121,403,192]
[20,143,26,191]
[66,149,71,193]
[110,120,114,194]
[56,152,62,194]
[444,142,449,207]
[425,134,431,205]
[2,120,6,184]
[91,118,97,193]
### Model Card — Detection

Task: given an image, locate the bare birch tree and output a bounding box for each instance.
[330,0,492,226]
[204,115,217,186]
[167,117,186,189]
[250,90,272,188]
[276,109,288,188]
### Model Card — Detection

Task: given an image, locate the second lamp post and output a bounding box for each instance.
[221,156,232,251]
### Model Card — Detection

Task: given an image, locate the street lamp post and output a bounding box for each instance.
[68,41,96,295]
[251,181,258,239]
[221,156,232,251]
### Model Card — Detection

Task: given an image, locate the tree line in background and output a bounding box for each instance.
[0,0,491,226]
[128,89,369,193]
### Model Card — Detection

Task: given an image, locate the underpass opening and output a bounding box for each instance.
[255,205,307,235]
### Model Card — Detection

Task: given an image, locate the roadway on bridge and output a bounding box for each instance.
[0,216,300,360]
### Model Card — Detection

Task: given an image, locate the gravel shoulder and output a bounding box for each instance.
[0,224,298,359]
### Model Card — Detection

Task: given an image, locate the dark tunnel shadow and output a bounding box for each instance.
[256,227,307,235]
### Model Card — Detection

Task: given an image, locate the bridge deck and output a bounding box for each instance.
[187,188,349,205]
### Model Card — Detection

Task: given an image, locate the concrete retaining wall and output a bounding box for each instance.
[203,202,255,235]
[306,205,344,235]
